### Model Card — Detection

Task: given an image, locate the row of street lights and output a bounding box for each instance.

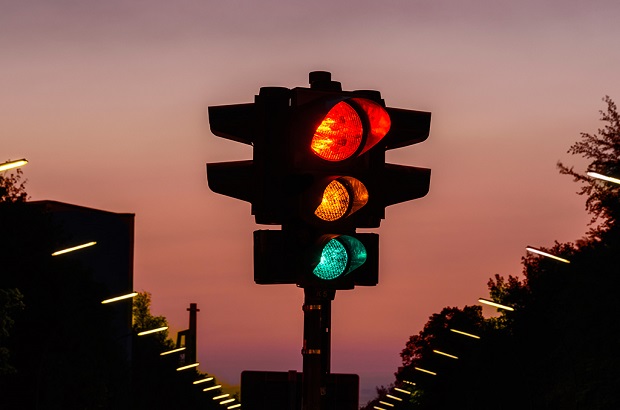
[372,244,574,409]
[49,236,241,408]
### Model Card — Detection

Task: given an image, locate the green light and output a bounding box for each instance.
[314,239,348,280]
[313,236,367,280]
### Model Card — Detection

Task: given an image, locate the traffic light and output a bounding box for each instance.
[207,72,431,289]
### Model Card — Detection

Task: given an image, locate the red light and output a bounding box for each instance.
[311,102,363,161]
[352,98,390,154]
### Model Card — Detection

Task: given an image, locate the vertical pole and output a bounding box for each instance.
[302,288,335,410]
[186,303,199,364]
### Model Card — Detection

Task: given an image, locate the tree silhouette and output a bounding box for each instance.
[0,166,28,203]
[558,96,620,231]
[0,167,28,375]
[363,97,620,409]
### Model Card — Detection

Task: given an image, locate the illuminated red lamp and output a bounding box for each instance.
[310,98,391,162]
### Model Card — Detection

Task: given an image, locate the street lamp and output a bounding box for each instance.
[526,246,570,264]
[449,328,480,339]
[160,347,186,356]
[176,362,199,371]
[587,171,620,185]
[414,367,437,376]
[101,292,138,304]
[137,326,168,336]
[432,349,459,359]
[51,241,97,256]
[478,297,514,311]
[0,158,28,172]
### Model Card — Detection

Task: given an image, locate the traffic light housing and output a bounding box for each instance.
[253,230,378,289]
[207,72,431,289]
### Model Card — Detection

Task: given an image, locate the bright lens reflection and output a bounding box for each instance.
[351,98,390,154]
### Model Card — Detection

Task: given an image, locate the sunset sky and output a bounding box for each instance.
[3,0,620,402]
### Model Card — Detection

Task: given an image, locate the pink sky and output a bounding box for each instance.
[2,0,620,402]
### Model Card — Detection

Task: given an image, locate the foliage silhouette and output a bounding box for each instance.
[363,97,620,409]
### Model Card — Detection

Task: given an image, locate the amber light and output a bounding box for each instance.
[315,180,350,221]
[314,177,368,221]
[311,101,363,161]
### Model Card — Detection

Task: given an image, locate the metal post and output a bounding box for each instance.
[301,287,335,410]
[186,303,199,363]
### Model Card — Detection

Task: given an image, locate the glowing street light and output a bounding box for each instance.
[386,394,403,401]
[394,387,411,395]
[177,362,199,371]
[0,158,28,172]
[379,401,394,407]
[220,398,236,405]
[227,405,241,409]
[51,241,97,256]
[478,298,514,311]
[433,349,459,359]
[526,246,570,264]
[193,376,214,384]
[160,347,186,356]
[449,328,480,339]
[101,292,138,304]
[414,367,437,376]
[213,394,230,400]
[402,380,416,386]
[137,326,168,336]
[203,384,222,392]
[373,407,387,410]
[587,171,620,185]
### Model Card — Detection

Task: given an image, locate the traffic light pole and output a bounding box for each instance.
[302,287,335,410]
